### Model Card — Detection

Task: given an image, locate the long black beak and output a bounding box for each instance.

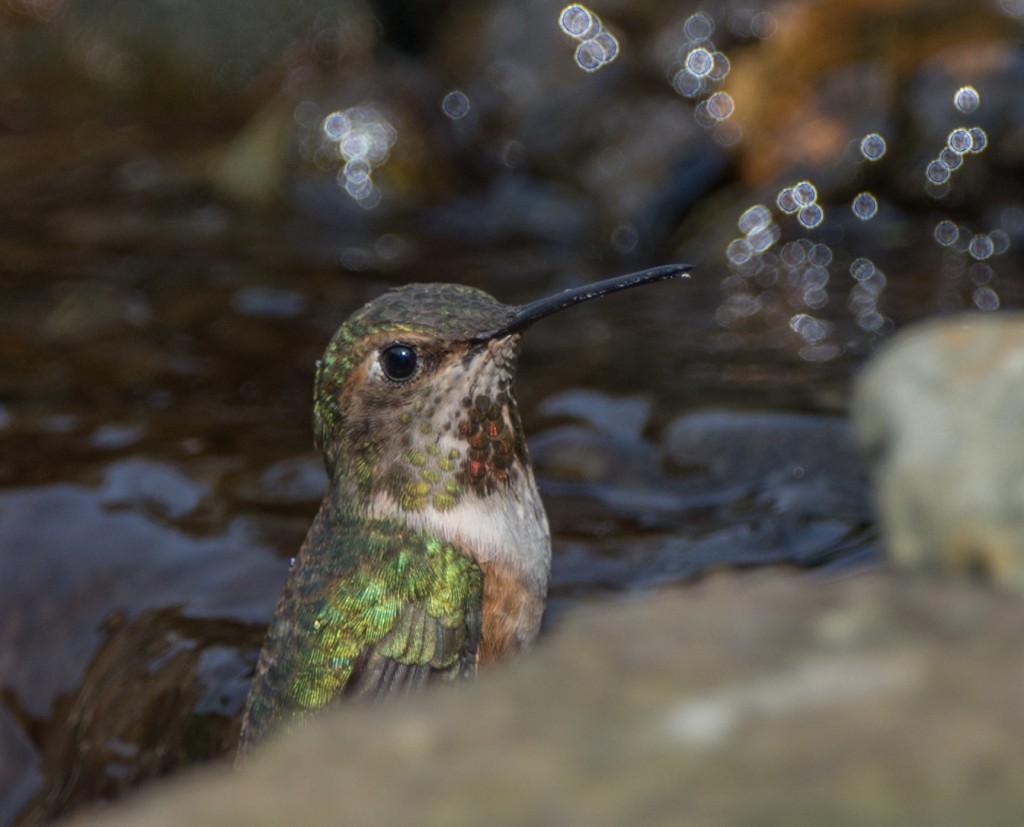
[471,263,692,343]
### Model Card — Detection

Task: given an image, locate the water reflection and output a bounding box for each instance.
[558,5,620,72]
[322,105,397,208]
[670,10,738,145]
[775,180,825,231]
[954,84,980,113]
[924,92,988,194]
[859,132,887,160]
[441,90,471,120]
[848,258,889,333]
[851,191,878,220]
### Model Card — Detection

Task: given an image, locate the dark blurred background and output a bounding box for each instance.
[2,0,1023,823]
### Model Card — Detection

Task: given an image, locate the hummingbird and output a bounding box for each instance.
[237,264,691,755]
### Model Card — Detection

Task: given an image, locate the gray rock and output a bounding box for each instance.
[71,573,1024,826]
[853,313,1024,587]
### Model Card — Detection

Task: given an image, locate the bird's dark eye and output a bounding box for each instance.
[380,344,418,381]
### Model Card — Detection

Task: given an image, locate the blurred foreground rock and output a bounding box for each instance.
[74,573,1024,826]
[854,313,1024,588]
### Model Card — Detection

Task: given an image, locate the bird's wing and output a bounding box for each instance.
[345,600,481,701]
[238,518,482,752]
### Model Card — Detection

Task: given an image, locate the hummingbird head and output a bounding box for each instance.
[314,282,527,513]
[313,265,690,518]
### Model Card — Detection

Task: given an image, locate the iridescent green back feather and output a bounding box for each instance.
[239,506,483,752]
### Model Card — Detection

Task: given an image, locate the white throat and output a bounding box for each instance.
[368,467,551,590]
